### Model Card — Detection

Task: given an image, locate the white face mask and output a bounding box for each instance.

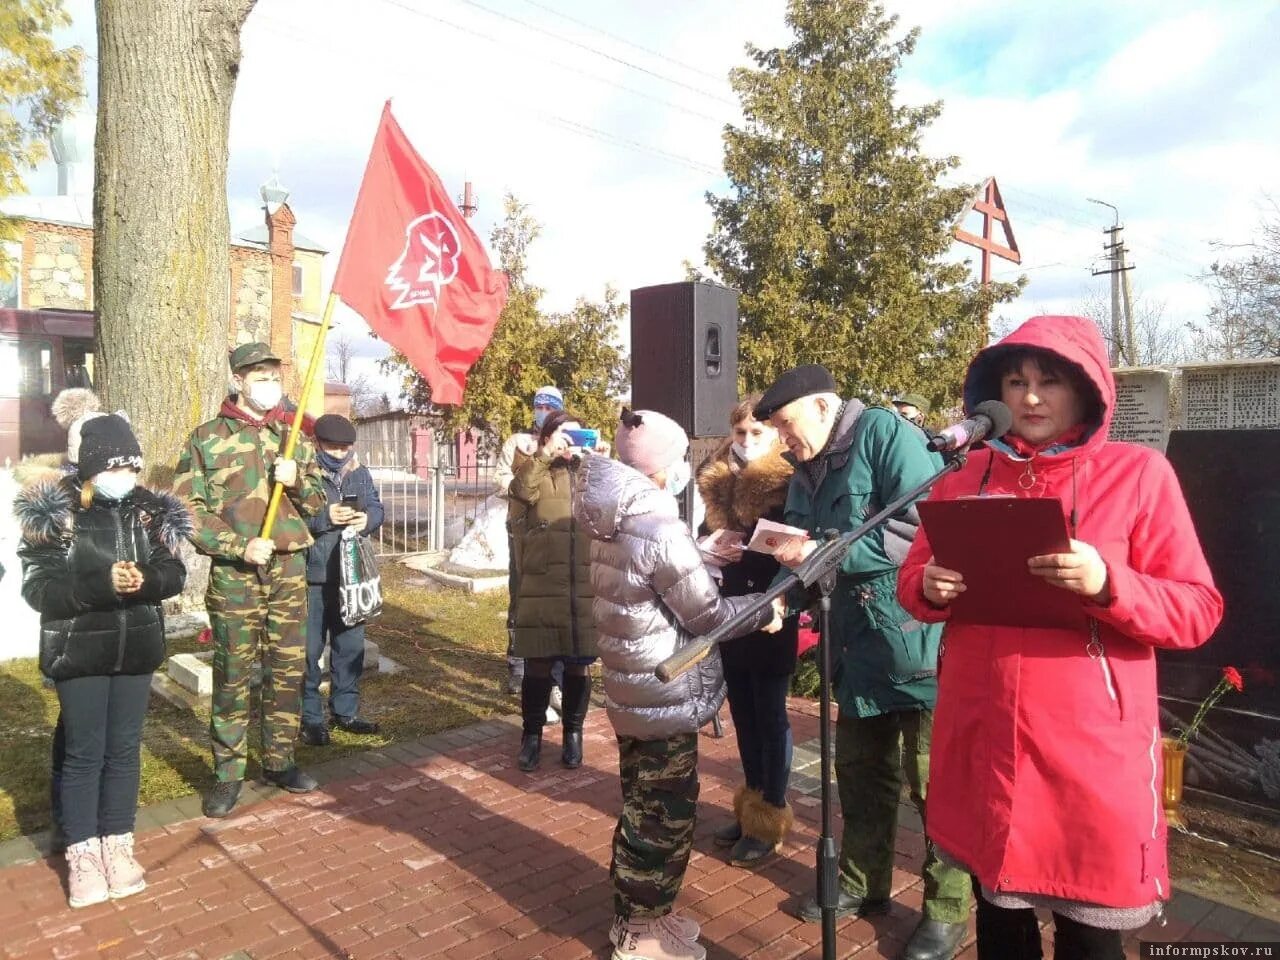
[731,440,770,463]
[664,460,691,495]
[94,471,137,501]
[244,381,283,412]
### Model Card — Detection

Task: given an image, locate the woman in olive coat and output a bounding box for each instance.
[509,409,601,771]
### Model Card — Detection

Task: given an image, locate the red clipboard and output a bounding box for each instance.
[917,497,1087,629]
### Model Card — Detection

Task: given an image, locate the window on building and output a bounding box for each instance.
[64,338,94,390]
[0,241,20,309]
[292,263,303,296]
[0,339,19,397]
[17,339,54,397]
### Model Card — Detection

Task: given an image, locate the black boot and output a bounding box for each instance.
[202,779,243,818]
[903,918,968,960]
[560,673,591,769]
[263,765,319,793]
[517,733,542,772]
[518,673,553,771]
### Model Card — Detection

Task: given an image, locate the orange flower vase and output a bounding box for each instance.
[1161,737,1188,831]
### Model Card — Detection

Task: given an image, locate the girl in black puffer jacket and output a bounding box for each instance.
[15,415,189,909]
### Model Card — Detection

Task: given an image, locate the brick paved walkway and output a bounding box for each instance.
[0,701,1275,960]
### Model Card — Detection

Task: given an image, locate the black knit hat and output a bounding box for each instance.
[314,414,357,445]
[78,414,143,481]
[753,364,838,420]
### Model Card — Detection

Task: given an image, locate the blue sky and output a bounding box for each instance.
[33,0,1280,381]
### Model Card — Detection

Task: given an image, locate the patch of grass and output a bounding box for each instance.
[0,563,513,841]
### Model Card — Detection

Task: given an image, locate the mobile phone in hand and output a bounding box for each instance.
[563,428,599,450]
[341,494,360,506]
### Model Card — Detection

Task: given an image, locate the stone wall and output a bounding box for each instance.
[232,255,273,346]
[22,224,92,310]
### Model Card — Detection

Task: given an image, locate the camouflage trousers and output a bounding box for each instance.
[206,551,308,782]
[611,733,699,919]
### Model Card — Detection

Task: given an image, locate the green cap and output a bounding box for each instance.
[229,341,282,372]
[892,393,930,415]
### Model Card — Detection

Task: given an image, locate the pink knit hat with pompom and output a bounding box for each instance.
[614,409,688,477]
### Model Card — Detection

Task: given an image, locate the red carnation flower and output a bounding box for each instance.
[1172,665,1246,746]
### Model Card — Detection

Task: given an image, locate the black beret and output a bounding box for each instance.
[314,414,357,444]
[753,364,838,419]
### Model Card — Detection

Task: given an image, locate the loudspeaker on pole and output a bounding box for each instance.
[630,281,739,439]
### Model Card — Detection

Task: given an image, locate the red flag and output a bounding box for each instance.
[333,102,508,405]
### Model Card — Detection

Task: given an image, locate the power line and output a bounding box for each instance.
[248,12,723,176]
[352,0,727,123]
[1001,184,1206,270]
[515,0,730,85]
[957,183,1206,275]
[426,0,739,107]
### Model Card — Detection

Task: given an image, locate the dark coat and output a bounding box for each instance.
[780,402,944,718]
[16,478,190,681]
[508,454,596,660]
[696,444,798,676]
[305,454,385,585]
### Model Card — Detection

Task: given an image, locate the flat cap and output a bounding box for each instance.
[892,393,930,415]
[229,341,282,372]
[314,414,357,444]
[753,364,838,419]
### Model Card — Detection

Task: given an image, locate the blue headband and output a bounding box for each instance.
[533,392,564,410]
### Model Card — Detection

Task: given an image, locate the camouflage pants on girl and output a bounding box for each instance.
[611,732,699,919]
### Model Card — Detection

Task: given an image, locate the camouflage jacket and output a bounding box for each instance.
[173,404,326,560]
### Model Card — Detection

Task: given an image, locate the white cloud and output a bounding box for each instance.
[29,0,1280,388]
[1094,10,1228,99]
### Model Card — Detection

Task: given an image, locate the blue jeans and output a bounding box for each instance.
[723,669,792,807]
[54,673,152,846]
[303,583,366,725]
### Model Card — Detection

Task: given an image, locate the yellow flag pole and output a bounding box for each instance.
[261,291,339,540]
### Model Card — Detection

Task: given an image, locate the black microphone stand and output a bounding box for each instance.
[655,450,969,960]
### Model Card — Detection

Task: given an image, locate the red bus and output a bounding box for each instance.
[0,307,96,465]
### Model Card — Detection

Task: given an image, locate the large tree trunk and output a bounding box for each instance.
[93,0,257,487]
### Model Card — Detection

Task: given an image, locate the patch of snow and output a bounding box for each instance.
[447,493,510,571]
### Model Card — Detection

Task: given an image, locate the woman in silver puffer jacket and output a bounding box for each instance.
[573,409,781,960]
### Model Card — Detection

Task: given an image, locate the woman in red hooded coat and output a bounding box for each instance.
[898,316,1223,959]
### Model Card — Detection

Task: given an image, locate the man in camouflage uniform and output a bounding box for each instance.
[174,342,327,818]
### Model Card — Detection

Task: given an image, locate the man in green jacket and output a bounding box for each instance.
[174,342,327,818]
[755,365,968,960]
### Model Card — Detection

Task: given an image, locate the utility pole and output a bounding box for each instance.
[1119,240,1136,365]
[1088,199,1136,365]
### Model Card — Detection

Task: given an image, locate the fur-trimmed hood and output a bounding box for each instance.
[696,444,794,534]
[10,456,72,489]
[14,478,194,554]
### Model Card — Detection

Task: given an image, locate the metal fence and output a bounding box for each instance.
[364,455,496,558]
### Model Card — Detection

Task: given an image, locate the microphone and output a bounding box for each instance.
[926,400,1013,452]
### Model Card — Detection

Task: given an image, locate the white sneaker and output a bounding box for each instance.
[610,914,702,946]
[100,833,146,899]
[611,917,706,960]
[65,839,110,909]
